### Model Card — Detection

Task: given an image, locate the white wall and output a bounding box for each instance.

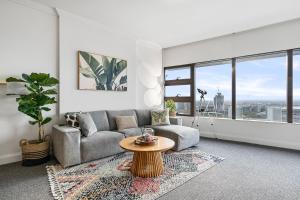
[136,40,163,109]
[57,10,140,114]
[0,0,58,164]
[164,18,300,66]
[163,19,300,150]
[0,1,162,165]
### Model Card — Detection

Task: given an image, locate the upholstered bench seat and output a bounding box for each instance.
[119,128,142,137]
[152,125,200,151]
[80,131,125,163]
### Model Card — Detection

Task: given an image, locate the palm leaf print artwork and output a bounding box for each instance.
[78,51,127,91]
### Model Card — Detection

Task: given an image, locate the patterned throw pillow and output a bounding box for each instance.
[64,112,81,128]
[151,109,170,126]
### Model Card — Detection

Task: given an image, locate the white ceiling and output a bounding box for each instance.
[32,0,300,48]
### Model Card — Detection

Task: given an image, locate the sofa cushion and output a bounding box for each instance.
[152,125,200,151]
[135,109,151,126]
[115,116,138,131]
[78,113,97,137]
[81,131,125,163]
[89,110,110,131]
[106,110,137,130]
[119,128,142,137]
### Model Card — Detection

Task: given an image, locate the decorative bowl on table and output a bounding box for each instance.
[135,133,158,145]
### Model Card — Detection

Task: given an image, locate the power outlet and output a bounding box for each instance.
[209,118,214,126]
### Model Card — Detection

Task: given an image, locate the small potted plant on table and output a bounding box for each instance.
[165,99,177,117]
[6,73,59,166]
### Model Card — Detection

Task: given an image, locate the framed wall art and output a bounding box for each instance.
[78,51,127,91]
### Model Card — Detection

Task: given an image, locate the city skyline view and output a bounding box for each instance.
[165,52,300,122]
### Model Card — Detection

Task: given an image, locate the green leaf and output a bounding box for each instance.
[41,107,51,111]
[40,77,59,86]
[41,117,51,125]
[96,84,105,90]
[6,77,25,82]
[79,51,105,84]
[102,56,114,90]
[29,120,38,125]
[80,66,96,78]
[42,89,57,95]
[98,73,107,85]
[115,60,127,76]
[94,66,104,77]
[119,75,127,85]
[79,51,101,73]
[22,74,32,83]
[36,95,56,106]
[30,73,50,82]
[102,56,110,70]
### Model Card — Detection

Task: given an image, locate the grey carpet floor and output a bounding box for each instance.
[1,138,300,200]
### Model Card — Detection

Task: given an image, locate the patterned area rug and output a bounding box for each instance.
[46,147,224,200]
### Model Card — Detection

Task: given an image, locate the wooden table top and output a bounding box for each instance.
[119,136,175,152]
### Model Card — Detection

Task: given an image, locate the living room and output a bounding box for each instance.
[1,0,300,199]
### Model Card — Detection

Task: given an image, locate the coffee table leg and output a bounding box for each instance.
[131,151,164,178]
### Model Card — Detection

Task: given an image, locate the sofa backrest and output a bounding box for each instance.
[106,109,138,130]
[89,110,110,131]
[135,109,151,127]
[64,109,152,131]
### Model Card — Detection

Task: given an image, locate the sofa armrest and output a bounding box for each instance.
[169,117,183,126]
[52,125,81,168]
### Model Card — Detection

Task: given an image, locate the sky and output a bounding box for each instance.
[165,54,300,103]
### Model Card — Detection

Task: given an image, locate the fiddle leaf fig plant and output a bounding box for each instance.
[6,73,59,142]
[165,99,176,113]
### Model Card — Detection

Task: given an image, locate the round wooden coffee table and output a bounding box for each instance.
[119,136,175,178]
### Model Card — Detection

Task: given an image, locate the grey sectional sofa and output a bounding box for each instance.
[52,109,200,168]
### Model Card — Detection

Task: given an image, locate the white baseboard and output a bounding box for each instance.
[0,153,22,166]
[200,131,215,138]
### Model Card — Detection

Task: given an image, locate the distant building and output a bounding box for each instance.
[267,107,283,121]
[214,92,224,113]
[176,102,191,115]
[267,106,300,122]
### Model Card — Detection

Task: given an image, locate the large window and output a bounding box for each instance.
[294,49,300,123]
[164,66,194,116]
[236,53,287,122]
[195,61,232,118]
[164,48,300,123]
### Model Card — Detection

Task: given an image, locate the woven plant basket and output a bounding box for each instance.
[19,135,50,166]
[169,111,177,117]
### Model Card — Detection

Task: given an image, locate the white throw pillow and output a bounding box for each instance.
[78,113,97,137]
[115,116,138,131]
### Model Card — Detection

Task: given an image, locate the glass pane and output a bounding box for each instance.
[236,52,287,122]
[165,85,190,97]
[165,67,190,80]
[195,61,232,118]
[294,49,300,123]
[175,102,191,115]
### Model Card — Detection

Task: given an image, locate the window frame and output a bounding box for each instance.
[194,59,233,119]
[164,65,195,116]
[164,48,300,123]
[235,51,288,122]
